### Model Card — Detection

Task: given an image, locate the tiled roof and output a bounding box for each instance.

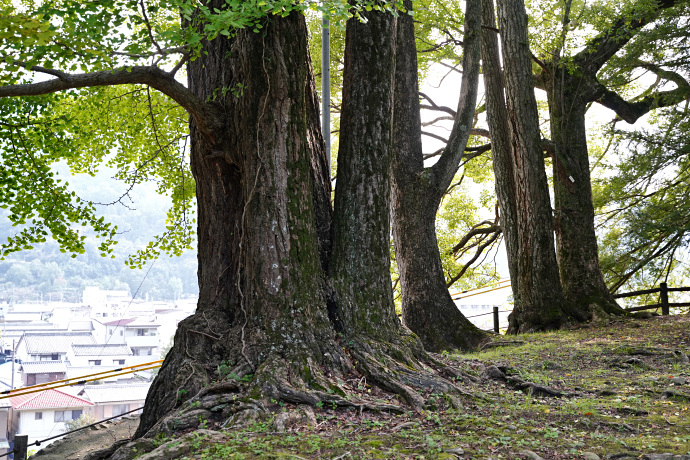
[80,383,150,403]
[104,318,159,327]
[20,361,68,374]
[71,344,132,356]
[22,332,95,354]
[9,388,94,410]
[103,319,136,326]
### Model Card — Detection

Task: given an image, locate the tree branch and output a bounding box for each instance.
[419,92,457,116]
[430,0,482,192]
[574,0,678,72]
[0,63,224,142]
[451,222,502,254]
[594,66,690,124]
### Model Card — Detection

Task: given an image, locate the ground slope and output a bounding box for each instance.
[33,314,690,459]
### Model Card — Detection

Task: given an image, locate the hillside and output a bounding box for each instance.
[0,167,198,303]
[33,313,690,459]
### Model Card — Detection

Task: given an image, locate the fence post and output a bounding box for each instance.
[14,434,28,460]
[660,282,669,315]
[493,306,499,333]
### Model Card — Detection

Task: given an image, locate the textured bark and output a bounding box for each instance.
[496,0,582,333]
[328,7,468,409]
[136,11,347,438]
[480,0,520,306]
[391,0,486,352]
[330,7,400,340]
[133,3,477,441]
[546,72,624,318]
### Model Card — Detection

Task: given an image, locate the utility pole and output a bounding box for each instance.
[321,15,331,169]
[11,339,15,390]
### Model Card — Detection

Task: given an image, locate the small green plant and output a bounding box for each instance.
[63,413,97,432]
[217,360,233,380]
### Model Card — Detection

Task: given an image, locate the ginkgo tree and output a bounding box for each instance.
[0,0,487,444]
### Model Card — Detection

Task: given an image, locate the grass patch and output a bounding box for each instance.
[168,314,690,459]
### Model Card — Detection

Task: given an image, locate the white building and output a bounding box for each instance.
[79,383,149,419]
[82,287,132,319]
[14,332,96,363]
[0,399,10,456]
[19,361,67,387]
[95,319,160,362]
[9,388,94,449]
[67,344,133,368]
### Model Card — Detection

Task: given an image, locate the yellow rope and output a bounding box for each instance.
[451,279,512,300]
[0,361,163,400]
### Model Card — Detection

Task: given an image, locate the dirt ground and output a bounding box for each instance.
[32,415,140,460]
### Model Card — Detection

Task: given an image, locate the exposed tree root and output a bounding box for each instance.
[481,364,577,398]
[121,321,498,460]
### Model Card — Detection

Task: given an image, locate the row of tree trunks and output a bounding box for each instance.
[494,0,586,333]
[138,2,472,438]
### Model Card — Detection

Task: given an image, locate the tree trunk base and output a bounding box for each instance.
[128,319,483,452]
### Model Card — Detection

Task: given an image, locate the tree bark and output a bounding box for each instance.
[496,0,583,333]
[330,6,400,341]
[136,11,348,437]
[391,0,486,352]
[480,0,520,309]
[328,5,463,408]
[545,71,624,318]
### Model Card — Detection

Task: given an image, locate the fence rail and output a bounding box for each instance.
[613,282,690,315]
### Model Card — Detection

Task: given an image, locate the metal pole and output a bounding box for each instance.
[321,15,331,168]
[14,434,28,460]
[10,340,14,390]
[493,306,499,333]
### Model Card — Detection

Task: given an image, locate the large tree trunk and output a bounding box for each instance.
[480,0,520,308]
[136,12,348,437]
[136,6,468,439]
[391,0,486,352]
[546,72,624,318]
[496,0,584,333]
[329,5,463,408]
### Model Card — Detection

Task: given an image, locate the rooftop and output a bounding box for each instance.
[20,361,68,374]
[104,318,159,327]
[21,332,95,354]
[9,388,94,410]
[79,383,150,403]
[71,344,132,356]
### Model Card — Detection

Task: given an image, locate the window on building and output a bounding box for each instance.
[54,411,66,422]
[113,359,125,365]
[137,329,146,336]
[72,409,82,420]
[35,412,42,420]
[51,353,59,361]
[112,404,130,416]
[88,360,102,366]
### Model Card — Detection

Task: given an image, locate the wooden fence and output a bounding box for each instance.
[613,282,690,315]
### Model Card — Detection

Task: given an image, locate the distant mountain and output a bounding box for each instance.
[0,166,199,303]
